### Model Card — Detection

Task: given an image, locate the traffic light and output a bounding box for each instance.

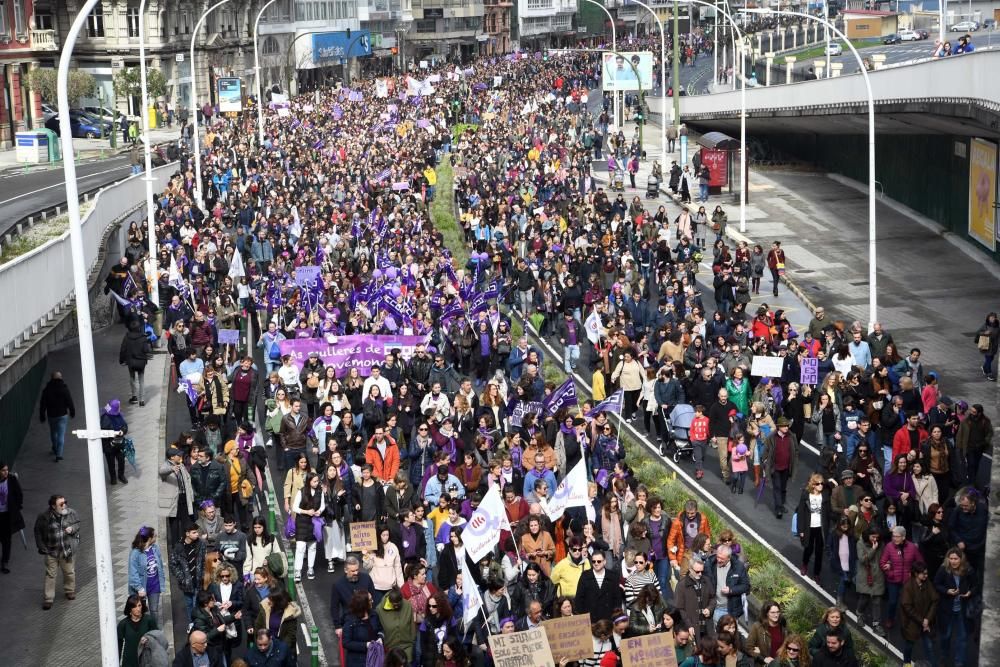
[391,47,398,54]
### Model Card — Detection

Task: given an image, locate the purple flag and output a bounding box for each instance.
[543,378,578,416]
[588,389,624,416]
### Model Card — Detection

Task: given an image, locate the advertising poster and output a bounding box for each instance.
[217,77,242,113]
[968,138,997,251]
[312,30,373,62]
[601,51,654,91]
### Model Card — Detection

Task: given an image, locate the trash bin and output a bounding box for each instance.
[15,131,49,164]
[39,128,61,162]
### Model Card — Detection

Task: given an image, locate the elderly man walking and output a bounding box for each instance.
[33,494,81,610]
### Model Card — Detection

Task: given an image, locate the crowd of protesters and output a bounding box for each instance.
[72,39,994,667]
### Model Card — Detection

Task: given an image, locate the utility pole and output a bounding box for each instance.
[672,0,680,129]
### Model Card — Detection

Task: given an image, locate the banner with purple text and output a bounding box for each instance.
[279,334,428,376]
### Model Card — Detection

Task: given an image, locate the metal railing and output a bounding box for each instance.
[0,162,177,357]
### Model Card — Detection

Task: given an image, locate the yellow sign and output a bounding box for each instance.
[349,521,378,552]
[968,138,997,251]
[621,631,679,667]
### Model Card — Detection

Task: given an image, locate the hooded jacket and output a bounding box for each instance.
[120,320,152,370]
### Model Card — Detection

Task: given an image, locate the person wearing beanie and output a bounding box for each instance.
[100,399,130,485]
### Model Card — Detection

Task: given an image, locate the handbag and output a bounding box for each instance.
[284,513,296,539]
[776,261,786,276]
[977,334,991,351]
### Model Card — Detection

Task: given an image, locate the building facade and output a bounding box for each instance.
[482,0,512,55]
[0,0,55,147]
[514,0,579,50]
[408,0,484,65]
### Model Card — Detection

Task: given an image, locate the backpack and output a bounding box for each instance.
[266,550,287,579]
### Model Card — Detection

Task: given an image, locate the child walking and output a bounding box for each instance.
[730,436,749,494]
[689,404,710,480]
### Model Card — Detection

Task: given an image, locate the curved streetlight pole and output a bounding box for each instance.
[138,0,158,307]
[191,0,233,209]
[253,0,278,147]
[627,0,666,172]
[679,0,747,232]
[581,0,617,129]
[57,0,119,663]
[743,7,877,330]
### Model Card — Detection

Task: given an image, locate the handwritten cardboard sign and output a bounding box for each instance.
[620,631,678,667]
[218,329,240,345]
[349,521,377,552]
[488,626,554,667]
[541,614,594,662]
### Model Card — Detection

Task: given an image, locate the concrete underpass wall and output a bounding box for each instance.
[762,132,1000,264]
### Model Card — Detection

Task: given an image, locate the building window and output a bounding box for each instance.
[0,1,9,39]
[262,35,280,55]
[13,0,25,36]
[415,18,436,32]
[34,6,54,30]
[526,0,552,8]
[87,3,105,38]
[127,5,140,37]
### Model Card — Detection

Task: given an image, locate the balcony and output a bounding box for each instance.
[31,29,58,51]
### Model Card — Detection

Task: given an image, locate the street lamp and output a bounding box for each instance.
[190,0,233,209]
[253,0,279,148]
[57,0,119,664]
[581,0,617,129]
[138,0,158,308]
[743,7,878,330]
[627,0,666,171]
[679,0,748,232]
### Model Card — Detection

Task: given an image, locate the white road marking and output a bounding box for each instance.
[0,164,126,207]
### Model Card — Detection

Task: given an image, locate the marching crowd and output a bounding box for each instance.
[7,38,992,667]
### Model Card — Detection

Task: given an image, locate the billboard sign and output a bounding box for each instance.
[217,77,242,113]
[968,137,997,251]
[312,30,373,62]
[601,51,654,91]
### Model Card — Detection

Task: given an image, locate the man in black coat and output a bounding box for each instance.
[329,555,376,634]
[39,371,76,461]
[0,461,25,573]
[573,552,623,623]
[172,630,224,667]
[120,319,152,406]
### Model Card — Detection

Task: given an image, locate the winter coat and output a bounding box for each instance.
[159,460,195,519]
[627,598,668,637]
[120,321,152,370]
[137,629,170,667]
[39,377,76,420]
[575,566,625,623]
[253,598,302,651]
[0,472,25,535]
[854,540,886,596]
[674,573,716,638]
[878,539,923,585]
[190,460,227,506]
[704,554,751,618]
[342,612,383,667]
[34,506,81,558]
[168,538,206,594]
[376,597,417,661]
[746,620,786,664]
[900,577,938,642]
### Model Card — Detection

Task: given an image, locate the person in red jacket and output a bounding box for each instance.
[766,241,785,297]
[364,425,400,483]
[689,405,710,479]
[879,525,924,630]
[667,499,712,575]
[891,412,929,462]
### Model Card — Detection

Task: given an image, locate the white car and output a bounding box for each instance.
[824,42,843,56]
[950,20,978,32]
[898,29,920,41]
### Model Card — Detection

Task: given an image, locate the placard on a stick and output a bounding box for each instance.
[541,614,594,662]
[488,626,555,667]
[620,631,678,667]
[349,521,377,552]
[218,329,240,345]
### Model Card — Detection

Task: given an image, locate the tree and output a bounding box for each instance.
[29,69,96,106]
[113,66,167,101]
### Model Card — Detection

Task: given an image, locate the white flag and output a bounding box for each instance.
[585,307,602,345]
[461,553,484,629]
[228,246,246,279]
[544,460,590,522]
[168,254,181,286]
[464,485,511,563]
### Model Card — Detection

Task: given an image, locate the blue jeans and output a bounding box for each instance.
[49,415,69,458]
[939,608,966,666]
[564,344,580,373]
[699,183,709,202]
[903,633,936,664]
[654,558,673,604]
[886,581,903,624]
[183,592,196,623]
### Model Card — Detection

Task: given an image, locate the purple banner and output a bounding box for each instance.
[278,334,428,376]
[800,357,819,385]
[218,329,240,345]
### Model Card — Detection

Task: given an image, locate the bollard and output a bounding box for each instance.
[267,490,278,534]
[286,549,297,600]
[310,627,320,667]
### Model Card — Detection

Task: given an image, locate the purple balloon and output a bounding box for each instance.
[386,267,398,280]
[372,269,383,279]
[391,286,402,297]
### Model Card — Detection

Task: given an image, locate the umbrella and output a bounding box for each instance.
[754,477,767,507]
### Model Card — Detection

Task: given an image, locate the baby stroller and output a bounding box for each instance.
[661,404,695,462]
[613,167,625,192]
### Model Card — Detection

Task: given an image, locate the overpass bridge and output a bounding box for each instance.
[649,49,1000,139]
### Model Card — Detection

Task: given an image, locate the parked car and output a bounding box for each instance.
[44,110,113,138]
[898,29,920,41]
[983,19,995,30]
[916,29,929,39]
[40,103,58,123]
[824,42,843,56]
[883,33,902,44]
[82,105,138,124]
[950,20,978,32]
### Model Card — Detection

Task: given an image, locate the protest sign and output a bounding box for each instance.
[750,355,785,378]
[541,615,594,662]
[488,627,554,667]
[464,486,511,563]
[620,632,678,667]
[349,521,377,552]
[295,265,322,287]
[279,334,428,376]
[800,357,819,385]
[509,401,544,427]
[218,329,240,345]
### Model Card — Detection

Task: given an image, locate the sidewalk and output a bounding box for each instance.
[0,126,181,175]
[0,326,171,666]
